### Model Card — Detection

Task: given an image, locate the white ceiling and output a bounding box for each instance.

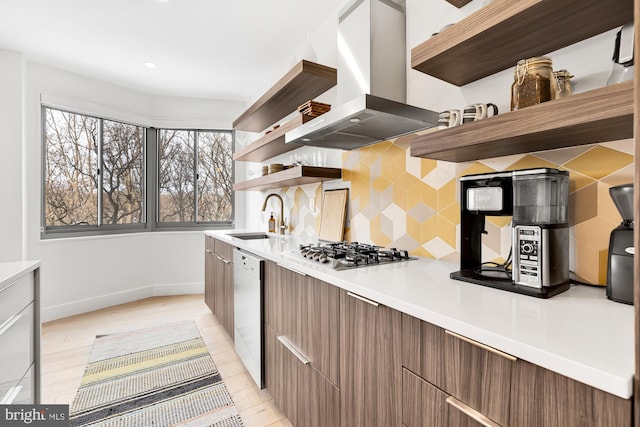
[0,0,345,102]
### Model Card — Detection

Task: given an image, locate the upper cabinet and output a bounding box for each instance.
[411,0,633,86]
[233,60,337,133]
[409,0,634,163]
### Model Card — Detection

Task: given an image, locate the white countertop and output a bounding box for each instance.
[207,230,635,399]
[0,261,40,292]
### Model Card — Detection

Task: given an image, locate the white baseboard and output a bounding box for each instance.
[41,282,205,323]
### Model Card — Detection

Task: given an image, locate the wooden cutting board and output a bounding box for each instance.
[318,189,348,242]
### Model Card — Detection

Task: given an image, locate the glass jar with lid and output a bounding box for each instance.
[553,69,573,99]
[510,56,554,110]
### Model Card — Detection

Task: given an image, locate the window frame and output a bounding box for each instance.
[40,105,235,239]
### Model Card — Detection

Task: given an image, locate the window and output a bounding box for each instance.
[157,129,233,225]
[42,106,233,237]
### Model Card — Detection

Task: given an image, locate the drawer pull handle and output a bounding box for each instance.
[277,336,310,365]
[347,292,379,307]
[0,385,22,404]
[221,258,231,264]
[445,330,517,362]
[205,249,212,254]
[277,263,307,277]
[446,396,500,427]
[0,314,22,337]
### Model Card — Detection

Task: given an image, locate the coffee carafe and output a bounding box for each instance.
[451,168,570,298]
[606,184,634,304]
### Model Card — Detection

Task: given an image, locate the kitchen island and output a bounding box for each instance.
[205,230,633,425]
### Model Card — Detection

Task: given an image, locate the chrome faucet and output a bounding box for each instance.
[261,193,286,234]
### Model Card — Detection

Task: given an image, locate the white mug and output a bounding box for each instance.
[462,103,498,124]
[438,109,461,129]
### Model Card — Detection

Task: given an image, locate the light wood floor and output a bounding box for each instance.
[41,294,293,427]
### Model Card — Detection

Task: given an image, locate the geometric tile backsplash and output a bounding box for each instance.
[274,136,633,286]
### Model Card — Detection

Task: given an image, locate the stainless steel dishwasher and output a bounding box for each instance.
[233,248,264,389]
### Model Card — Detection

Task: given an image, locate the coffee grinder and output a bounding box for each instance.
[451,168,571,298]
[606,183,634,304]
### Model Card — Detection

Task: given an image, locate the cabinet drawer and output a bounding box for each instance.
[0,274,33,324]
[214,238,233,260]
[205,235,215,253]
[402,313,445,388]
[403,368,448,427]
[443,330,514,426]
[0,303,34,402]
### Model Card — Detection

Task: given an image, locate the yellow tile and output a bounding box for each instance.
[407,217,421,243]
[438,215,457,248]
[440,202,460,225]
[598,249,609,286]
[342,169,352,182]
[421,185,438,210]
[413,246,434,259]
[406,183,422,210]
[371,140,393,154]
[574,218,614,252]
[487,215,512,228]
[437,179,457,210]
[507,155,559,171]
[572,239,601,285]
[372,176,392,193]
[563,146,633,180]
[421,216,438,243]
[458,162,496,177]
[569,171,595,193]
[597,182,624,230]
[421,158,438,179]
[384,142,406,160]
[359,147,380,167]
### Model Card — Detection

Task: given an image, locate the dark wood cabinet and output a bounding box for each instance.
[204,235,216,313]
[510,359,632,427]
[204,236,234,339]
[264,262,340,426]
[443,330,514,425]
[339,290,402,427]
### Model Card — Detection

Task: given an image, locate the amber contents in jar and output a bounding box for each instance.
[511,57,553,110]
[554,69,573,99]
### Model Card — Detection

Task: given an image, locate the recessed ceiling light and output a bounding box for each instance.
[144,62,157,69]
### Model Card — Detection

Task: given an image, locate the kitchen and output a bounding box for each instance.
[0,0,638,426]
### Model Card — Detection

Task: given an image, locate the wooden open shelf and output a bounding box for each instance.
[411,0,632,86]
[233,60,337,133]
[233,166,342,191]
[446,0,472,8]
[410,80,634,162]
[233,115,312,162]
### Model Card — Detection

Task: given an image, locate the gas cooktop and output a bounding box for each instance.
[289,242,416,271]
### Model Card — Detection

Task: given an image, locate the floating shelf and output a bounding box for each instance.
[233,60,337,133]
[233,166,342,191]
[411,0,632,86]
[233,115,313,162]
[445,0,472,8]
[409,81,633,163]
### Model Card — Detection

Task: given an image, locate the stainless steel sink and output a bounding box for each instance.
[227,232,272,240]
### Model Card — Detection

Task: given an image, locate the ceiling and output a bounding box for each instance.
[0,0,346,103]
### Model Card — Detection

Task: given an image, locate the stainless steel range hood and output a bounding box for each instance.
[285,0,438,149]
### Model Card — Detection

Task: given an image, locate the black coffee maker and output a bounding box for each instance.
[607,183,634,305]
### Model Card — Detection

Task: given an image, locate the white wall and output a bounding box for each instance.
[0,50,23,261]
[19,60,245,322]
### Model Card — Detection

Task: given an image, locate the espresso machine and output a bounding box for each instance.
[451,168,571,298]
[606,183,634,304]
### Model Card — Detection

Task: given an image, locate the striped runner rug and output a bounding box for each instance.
[69,320,243,427]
